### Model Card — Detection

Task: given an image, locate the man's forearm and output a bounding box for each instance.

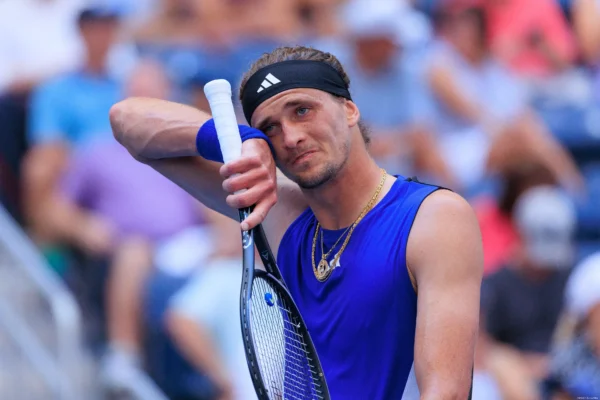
[110,97,211,160]
[166,311,232,392]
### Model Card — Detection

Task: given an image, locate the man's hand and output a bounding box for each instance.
[76,214,116,257]
[220,139,277,230]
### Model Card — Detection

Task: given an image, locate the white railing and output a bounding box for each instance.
[0,204,169,400]
[0,205,85,399]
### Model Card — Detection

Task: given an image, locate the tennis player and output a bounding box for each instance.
[110,46,482,399]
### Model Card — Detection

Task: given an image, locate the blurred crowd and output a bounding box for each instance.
[1,0,600,399]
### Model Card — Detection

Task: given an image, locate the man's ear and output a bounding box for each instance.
[344,100,360,128]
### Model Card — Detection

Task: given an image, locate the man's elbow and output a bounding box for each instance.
[420,387,471,400]
[420,377,472,400]
[109,100,129,145]
[109,98,152,161]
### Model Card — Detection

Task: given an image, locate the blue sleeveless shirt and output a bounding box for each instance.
[277,176,440,399]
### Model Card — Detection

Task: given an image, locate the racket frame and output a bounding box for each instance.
[238,207,330,400]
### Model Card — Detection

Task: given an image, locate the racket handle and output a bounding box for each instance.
[204,79,242,164]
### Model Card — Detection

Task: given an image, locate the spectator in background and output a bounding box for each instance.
[133,0,203,46]
[0,0,83,221]
[196,0,300,45]
[44,59,207,395]
[481,186,576,400]
[475,161,557,276]
[325,0,455,185]
[22,5,125,244]
[134,0,298,103]
[545,252,600,399]
[295,0,345,40]
[485,0,577,79]
[167,211,256,400]
[0,0,83,95]
[425,1,583,193]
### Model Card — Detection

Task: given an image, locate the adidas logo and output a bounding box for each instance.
[257,73,281,93]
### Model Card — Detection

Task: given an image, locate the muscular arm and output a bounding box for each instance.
[109,97,306,253]
[408,191,483,400]
[21,143,70,241]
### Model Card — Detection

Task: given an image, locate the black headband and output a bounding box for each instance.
[241,60,352,125]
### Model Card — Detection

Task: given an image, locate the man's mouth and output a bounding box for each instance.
[292,150,317,166]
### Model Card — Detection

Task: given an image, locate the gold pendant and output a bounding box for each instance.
[315,259,332,282]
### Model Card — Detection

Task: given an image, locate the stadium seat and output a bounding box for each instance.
[535,103,600,165]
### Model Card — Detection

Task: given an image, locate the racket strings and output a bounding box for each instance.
[252,290,286,394]
[277,297,325,400]
[250,277,325,399]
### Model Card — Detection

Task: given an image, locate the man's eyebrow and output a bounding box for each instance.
[255,99,312,130]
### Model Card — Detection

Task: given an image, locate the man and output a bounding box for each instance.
[485,0,576,78]
[44,59,208,396]
[335,0,453,186]
[0,0,82,221]
[167,211,257,400]
[110,45,482,399]
[425,1,583,193]
[23,4,125,241]
[546,251,600,398]
[480,185,575,400]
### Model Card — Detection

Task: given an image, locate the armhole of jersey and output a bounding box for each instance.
[404,187,444,296]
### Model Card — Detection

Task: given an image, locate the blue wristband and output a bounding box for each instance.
[196,119,275,163]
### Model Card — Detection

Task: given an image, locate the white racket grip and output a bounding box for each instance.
[204,79,242,164]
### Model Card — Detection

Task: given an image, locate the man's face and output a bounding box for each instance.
[125,61,171,99]
[251,88,355,189]
[80,18,119,57]
[354,36,398,72]
[444,11,487,59]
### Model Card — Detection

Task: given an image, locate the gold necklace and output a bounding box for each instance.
[312,169,387,282]
[320,224,351,262]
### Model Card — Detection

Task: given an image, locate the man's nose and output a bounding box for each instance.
[281,120,306,149]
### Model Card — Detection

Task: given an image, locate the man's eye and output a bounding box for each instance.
[296,107,309,116]
[263,124,280,137]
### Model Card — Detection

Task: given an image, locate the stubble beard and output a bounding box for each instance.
[289,139,351,189]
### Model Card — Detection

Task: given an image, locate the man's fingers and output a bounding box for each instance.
[219,155,262,178]
[240,199,276,231]
[225,182,275,210]
[218,138,277,230]
[222,164,271,193]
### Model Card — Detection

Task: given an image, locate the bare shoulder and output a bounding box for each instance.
[415,189,477,227]
[407,189,483,282]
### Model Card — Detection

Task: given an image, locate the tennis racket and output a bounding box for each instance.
[204,79,330,400]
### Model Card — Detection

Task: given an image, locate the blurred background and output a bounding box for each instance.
[0,0,599,399]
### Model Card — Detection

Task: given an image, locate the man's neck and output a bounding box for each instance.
[84,54,108,76]
[302,152,395,230]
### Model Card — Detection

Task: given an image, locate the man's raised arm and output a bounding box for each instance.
[109,97,279,230]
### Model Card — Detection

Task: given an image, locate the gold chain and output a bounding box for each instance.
[311,169,387,282]
[320,224,352,261]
